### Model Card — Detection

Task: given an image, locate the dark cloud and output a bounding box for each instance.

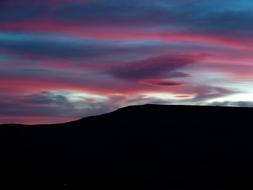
[188,86,236,103]
[208,101,253,107]
[110,55,199,80]
[143,80,181,86]
[24,91,70,105]
[0,91,114,121]
[0,92,75,117]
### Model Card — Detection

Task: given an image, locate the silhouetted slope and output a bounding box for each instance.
[1,104,253,189]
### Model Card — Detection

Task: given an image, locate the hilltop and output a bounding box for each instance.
[1,104,253,189]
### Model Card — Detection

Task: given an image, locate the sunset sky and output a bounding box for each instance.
[0,0,253,124]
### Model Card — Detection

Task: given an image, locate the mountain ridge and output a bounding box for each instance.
[1,103,252,126]
[0,104,253,189]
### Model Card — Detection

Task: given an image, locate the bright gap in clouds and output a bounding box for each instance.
[50,91,108,102]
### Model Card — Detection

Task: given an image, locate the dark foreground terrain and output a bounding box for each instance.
[1,104,253,189]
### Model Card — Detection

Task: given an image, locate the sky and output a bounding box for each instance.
[0,0,253,124]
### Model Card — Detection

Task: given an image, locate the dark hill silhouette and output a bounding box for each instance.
[1,104,253,189]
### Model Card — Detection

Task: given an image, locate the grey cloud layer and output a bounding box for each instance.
[1,0,253,38]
